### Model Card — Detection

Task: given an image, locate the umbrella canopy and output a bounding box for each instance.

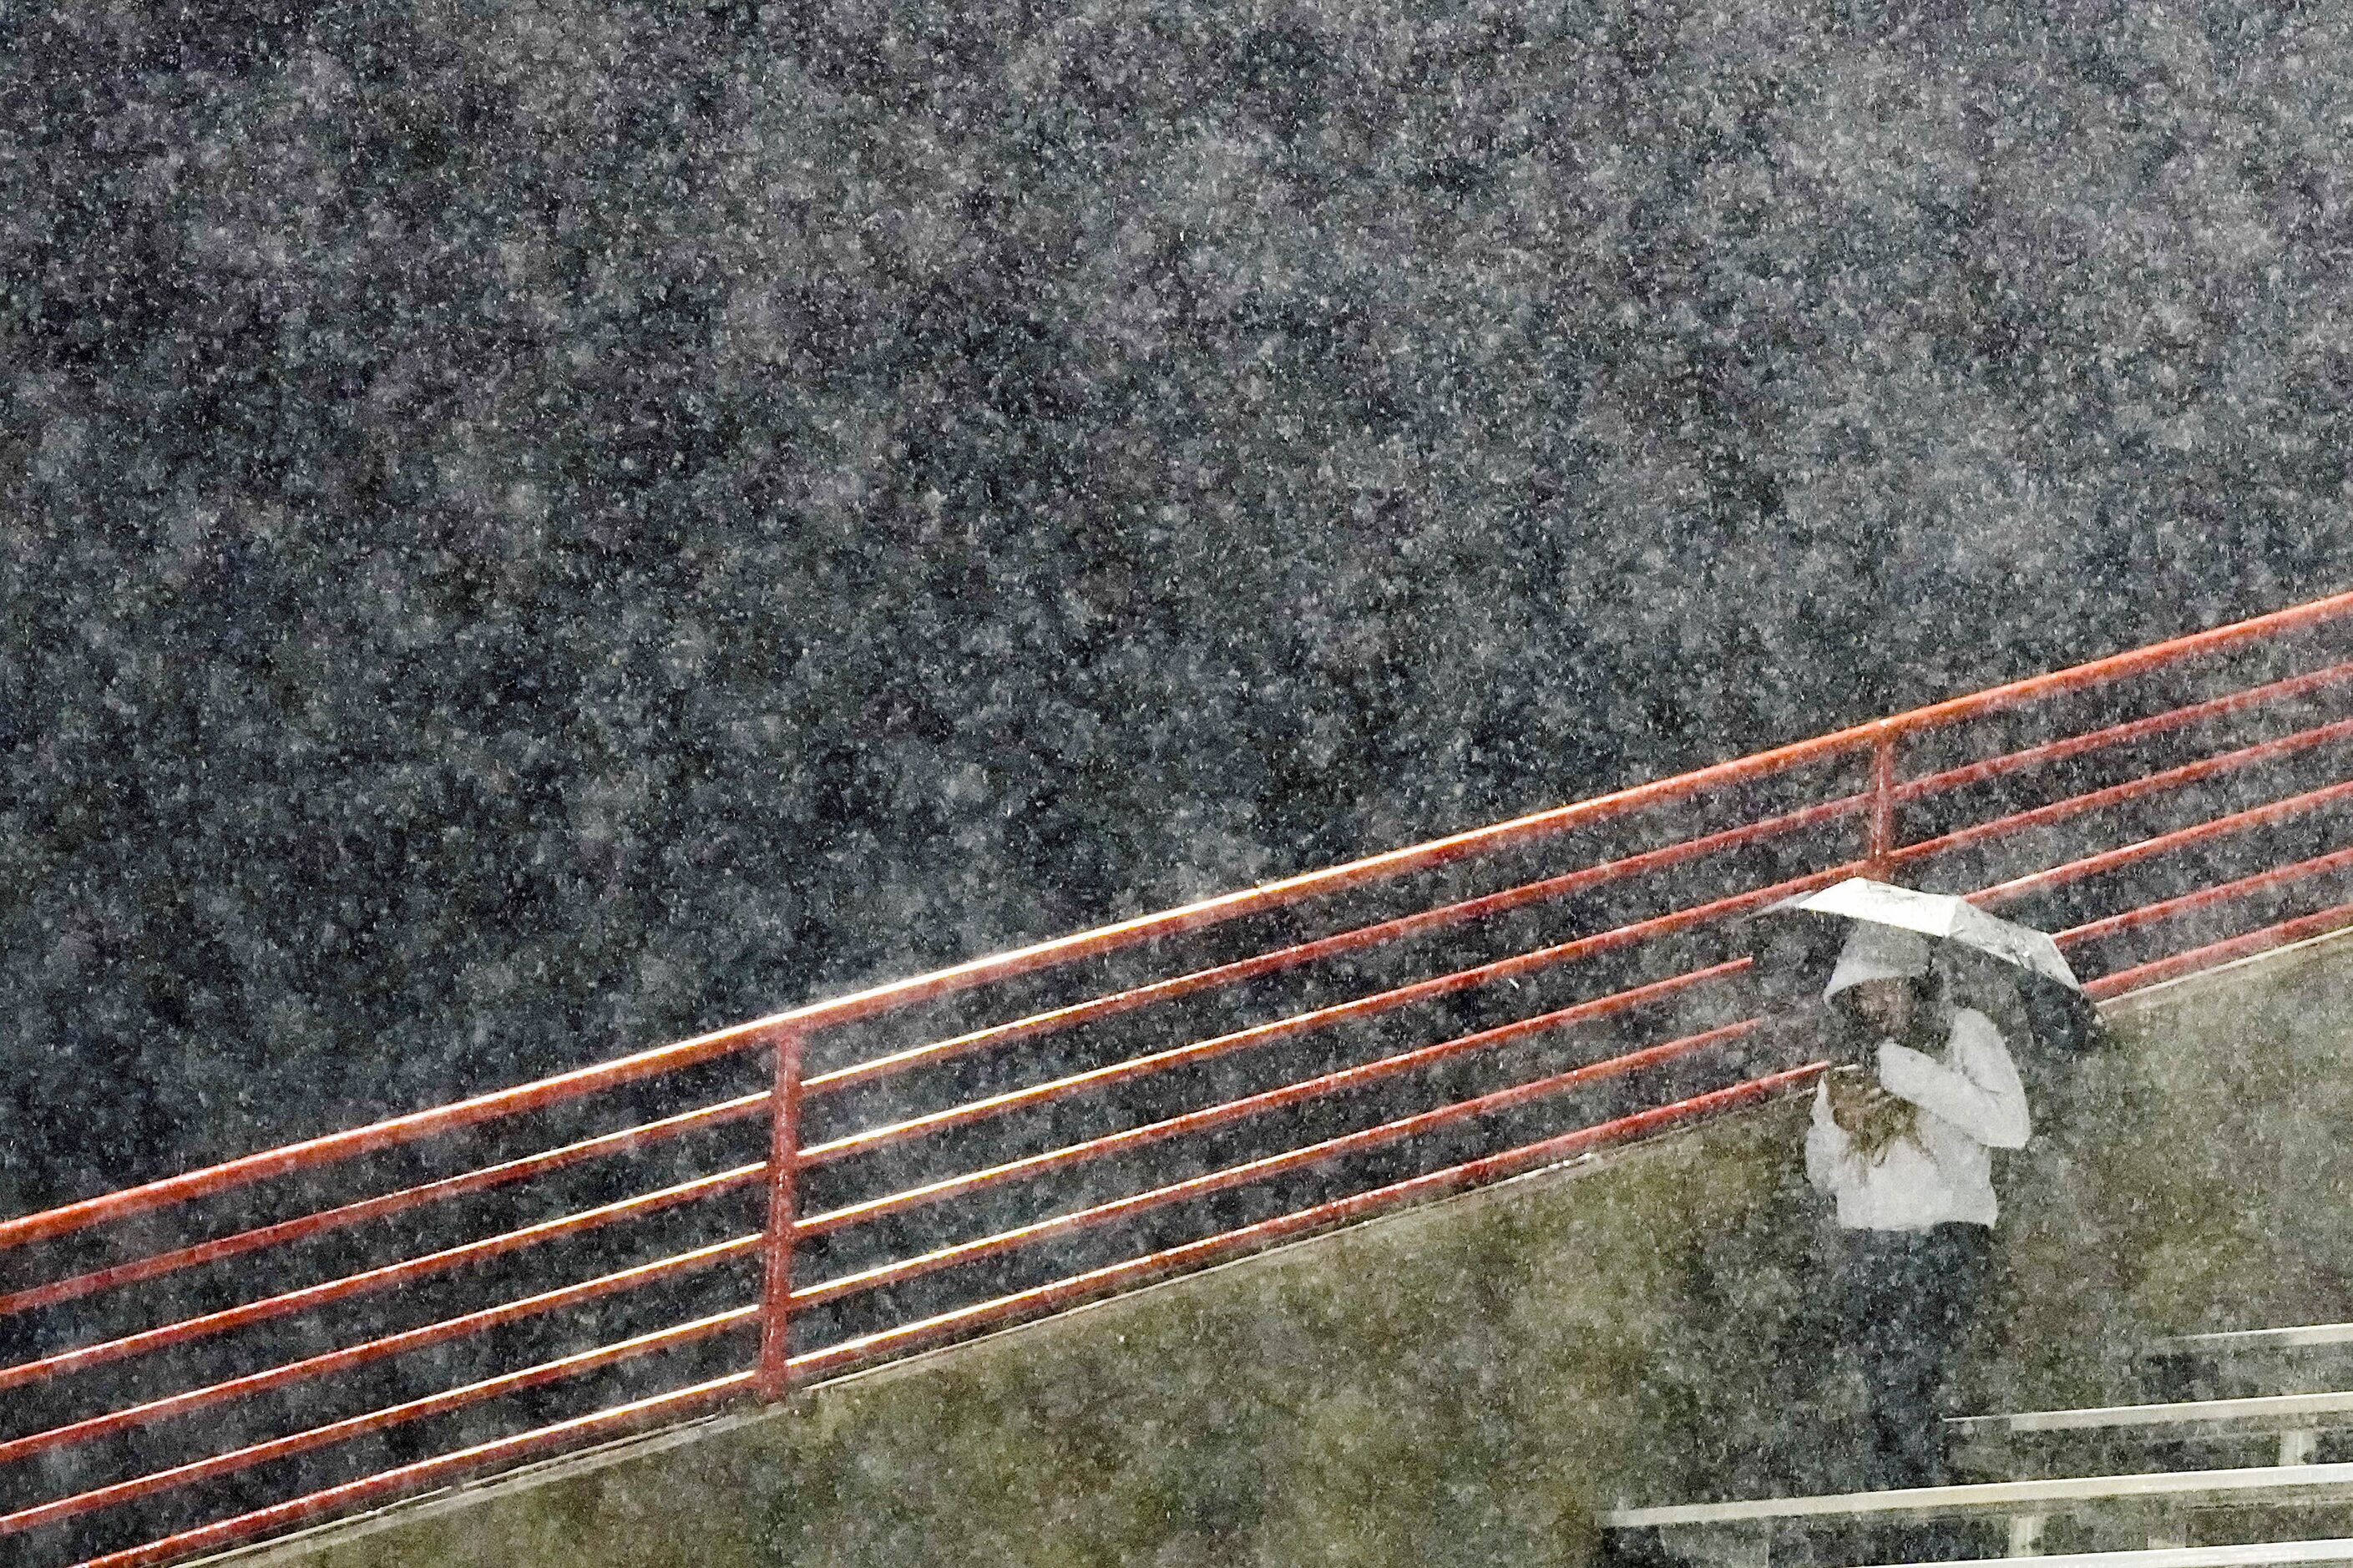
[1769,878,2082,990]
[1759,876,2106,1060]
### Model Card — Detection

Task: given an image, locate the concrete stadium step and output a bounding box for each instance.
[1602,1461,2353,1565]
[1949,1391,2353,1469]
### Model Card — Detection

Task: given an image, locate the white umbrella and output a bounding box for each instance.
[1763,877,2102,1055]
[1770,878,2082,991]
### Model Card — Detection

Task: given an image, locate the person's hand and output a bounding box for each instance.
[1824,1065,1885,1132]
[1825,1065,1915,1150]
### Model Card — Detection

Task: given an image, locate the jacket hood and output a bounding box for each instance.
[1823,921,1933,1000]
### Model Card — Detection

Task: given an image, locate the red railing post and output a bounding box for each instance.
[755,1026,805,1404]
[1867,732,1898,871]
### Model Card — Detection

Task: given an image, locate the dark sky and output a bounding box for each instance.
[4,0,2350,1208]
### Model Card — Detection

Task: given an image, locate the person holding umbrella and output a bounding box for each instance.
[1801,905,2034,1493]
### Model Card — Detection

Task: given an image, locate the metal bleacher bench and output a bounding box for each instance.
[1948,1390,2353,1469]
[1855,1541,2353,1567]
[2146,1328,2353,1358]
[1601,1460,2353,1563]
[2139,1326,2353,1399]
[2140,1327,2353,1383]
[1603,1326,2353,1564]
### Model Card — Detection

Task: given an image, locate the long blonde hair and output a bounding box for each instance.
[1826,969,1949,1160]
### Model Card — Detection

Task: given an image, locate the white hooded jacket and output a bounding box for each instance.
[1804,1009,2032,1229]
[1803,922,2032,1230]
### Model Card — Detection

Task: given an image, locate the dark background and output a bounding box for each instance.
[4,0,2350,1211]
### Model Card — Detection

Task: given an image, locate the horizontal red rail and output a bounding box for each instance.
[0,1163,765,1396]
[0,1034,783,1256]
[2082,898,2353,999]
[1887,714,2353,872]
[1,1308,758,1537]
[78,1373,756,1568]
[0,1234,762,1469]
[1973,776,2353,908]
[2057,841,2353,948]
[802,867,1854,1166]
[0,1092,770,1320]
[805,794,1863,1096]
[1893,657,2353,803]
[796,1018,1759,1310]
[811,650,2353,1101]
[798,961,1750,1237]
[19,681,2325,1338]
[787,1065,1822,1382]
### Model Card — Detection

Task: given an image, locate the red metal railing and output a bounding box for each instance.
[8,591,2353,1565]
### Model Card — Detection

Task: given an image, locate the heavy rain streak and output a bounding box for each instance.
[5,2,2353,1565]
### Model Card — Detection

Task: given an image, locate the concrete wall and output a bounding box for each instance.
[1981,929,2353,1414]
[213,931,2353,1568]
